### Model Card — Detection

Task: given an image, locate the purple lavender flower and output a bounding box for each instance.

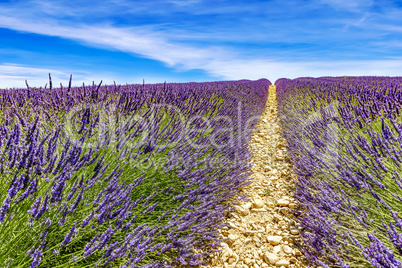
[60,222,78,248]
[0,197,11,222]
[363,233,401,268]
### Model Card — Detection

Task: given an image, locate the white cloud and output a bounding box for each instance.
[0,64,111,89]
[320,0,374,11]
[0,64,65,88]
[168,0,201,6]
[0,63,195,89]
[0,15,231,69]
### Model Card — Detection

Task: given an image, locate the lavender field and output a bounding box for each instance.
[277,77,402,268]
[0,77,270,267]
[1,75,402,268]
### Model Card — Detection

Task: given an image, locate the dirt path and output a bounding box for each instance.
[204,85,307,268]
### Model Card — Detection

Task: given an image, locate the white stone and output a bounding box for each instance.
[235,205,250,216]
[267,236,282,245]
[254,172,265,180]
[244,202,253,209]
[210,256,218,265]
[228,222,238,229]
[228,257,236,264]
[275,260,290,267]
[246,229,259,235]
[273,245,281,255]
[273,214,281,221]
[270,169,278,175]
[288,203,297,209]
[251,208,267,213]
[244,258,252,265]
[220,242,229,248]
[283,245,292,254]
[220,247,233,262]
[278,199,289,207]
[252,197,265,209]
[227,234,237,244]
[270,176,279,181]
[290,228,299,235]
[264,165,272,171]
[263,252,279,265]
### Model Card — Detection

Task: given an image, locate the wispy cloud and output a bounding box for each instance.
[320,0,374,11]
[0,64,68,88]
[168,0,201,7]
[0,15,233,72]
[0,63,118,89]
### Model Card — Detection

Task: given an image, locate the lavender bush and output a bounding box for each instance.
[0,76,270,267]
[277,77,402,268]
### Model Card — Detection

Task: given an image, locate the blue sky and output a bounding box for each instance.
[1,0,402,88]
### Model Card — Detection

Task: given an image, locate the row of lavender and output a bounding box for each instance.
[276,77,402,267]
[0,77,270,267]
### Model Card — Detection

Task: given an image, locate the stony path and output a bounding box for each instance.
[203,85,307,268]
